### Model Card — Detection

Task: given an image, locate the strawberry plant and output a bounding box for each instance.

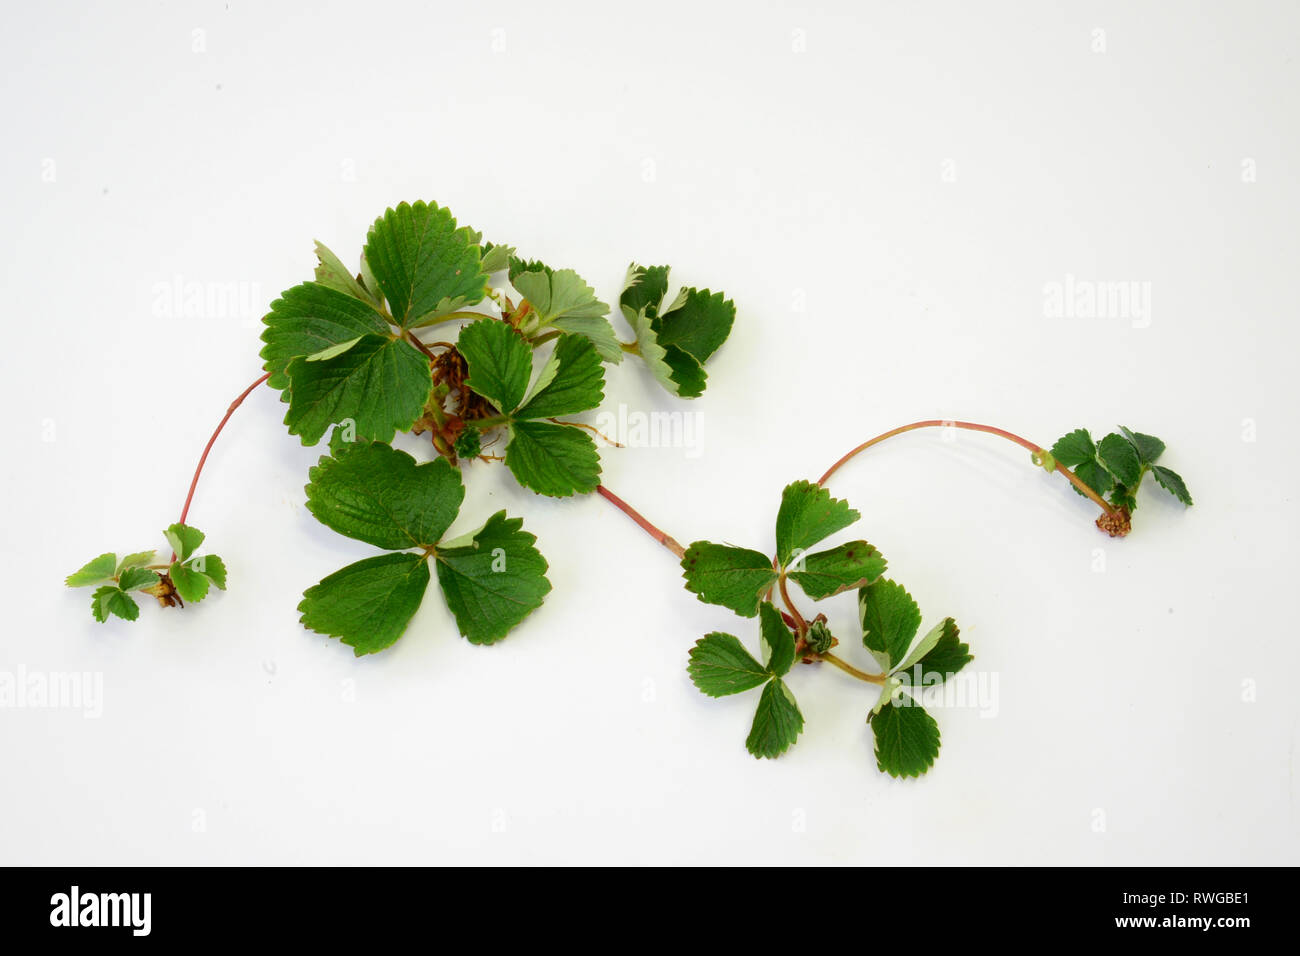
[64,200,1193,777]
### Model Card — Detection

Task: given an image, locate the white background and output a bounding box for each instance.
[2,1,1297,865]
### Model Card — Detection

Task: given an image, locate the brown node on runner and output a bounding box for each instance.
[146,573,184,609]
[1096,507,1132,537]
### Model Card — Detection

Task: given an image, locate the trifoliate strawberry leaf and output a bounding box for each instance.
[298,552,432,656]
[512,268,609,325]
[1151,465,1193,506]
[66,553,117,588]
[656,288,735,364]
[480,241,515,274]
[91,585,139,623]
[787,541,887,600]
[620,263,671,320]
[681,542,778,618]
[433,510,552,644]
[1049,428,1096,468]
[504,420,601,497]
[363,201,487,327]
[282,333,432,445]
[746,679,804,759]
[686,632,770,697]
[457,319,532,414]
[305,443,464,549]
[1119,426,1165,465]
[775,481,860,567]
[313,240,371,302]
[516,334,604,419]
[164,524,205,562]
[1098,432,1142,488]
[260,282,392,390]
[549,314,624,364]
[759,601,796,677]
[870,696,941,778]
[117,567,161,592]
[894,618,971,685]
[169,561,211,604]
[859,579,921,671]
[115,551,157,574]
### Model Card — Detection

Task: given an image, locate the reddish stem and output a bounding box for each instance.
[817,419,1116,515]
[172,371,271,556]
[595,485,686,559]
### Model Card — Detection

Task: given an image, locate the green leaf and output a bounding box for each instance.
[508,256,551,282]
[686,632,770,697]
[1151,465,1193,506]
[620,263,671,319]
[169,561,211,604]
[859,579,921,671]
[306,443,464,550]
[164,524,205,562]
[117,567,160,592]
[1073,459,1115,498]
[362,200,487,327]
[758,601,796,677]
[656,287,735,364]
[480,241,515,274]
[299,552,431,656]
[806,619,835,655]
[313,240,371,302]
[549,314,624,364]
[746,679,804,759]
[454,426,482,460]
[1119,426,1165,465]
[305,336,363,362]
[91,585,139,623]
[870,696,940,778]
[1098,433,1142,487]
[895,618,971,685]
[1049,428,1096,468]
[457,318,532,413]
[66,553,117,588]
[504,420,601,497]
[115,551,157,574]
[184,554,227,590]
[260,282,391,390]
[517,334,605,419]
[775,480,860,567]
[787,540,887,600]
[871,676,904,716]
[662,345,707,398]
[283,333,432,445]
[358,249,384,307]
[434,511,552,644]
[625,307,683,396]
[1109,483,1139,514]
[512,268,609,324]
[681,542,778,618]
